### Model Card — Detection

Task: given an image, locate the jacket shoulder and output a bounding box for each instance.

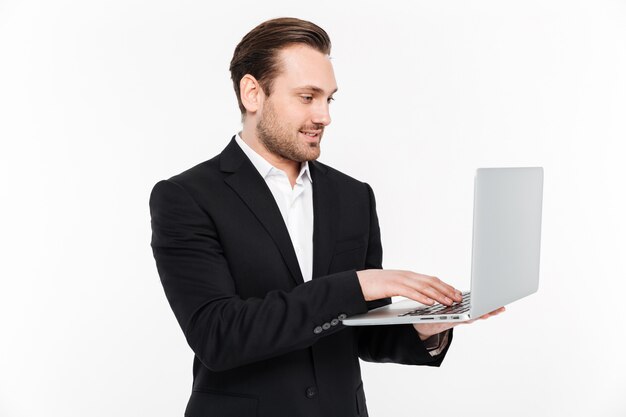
[312,160,368,189]
[149,153,224,209]
[169,154,222,186]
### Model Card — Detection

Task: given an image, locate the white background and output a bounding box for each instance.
[1,1,625,416]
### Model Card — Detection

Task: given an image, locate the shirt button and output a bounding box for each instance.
[305,386,317,398]
[338,313,347,320]
[331,318,339,326]
[313,326,323,334]
[322,322,331,330]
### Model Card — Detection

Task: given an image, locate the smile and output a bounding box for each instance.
[299,130,321,138]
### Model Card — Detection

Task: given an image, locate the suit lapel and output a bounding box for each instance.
[310,161,337,279]
[219,138,339,285]
[221,138,305,285]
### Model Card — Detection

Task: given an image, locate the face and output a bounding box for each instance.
[256,45,338,162]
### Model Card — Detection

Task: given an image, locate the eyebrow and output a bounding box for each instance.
[294,85,338,96]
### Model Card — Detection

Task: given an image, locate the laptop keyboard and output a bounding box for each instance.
[398,292,471,317]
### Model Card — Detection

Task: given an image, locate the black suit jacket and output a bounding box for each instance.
[150,137,453,417]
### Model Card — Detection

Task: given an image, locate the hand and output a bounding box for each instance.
[356,269,463,306]
[413,307,506,340]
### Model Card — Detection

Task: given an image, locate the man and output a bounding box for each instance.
[150,17,503,417]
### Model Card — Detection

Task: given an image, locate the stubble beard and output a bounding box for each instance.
[256,100,322,163]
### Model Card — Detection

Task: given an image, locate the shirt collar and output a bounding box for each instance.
[235,133,313,183]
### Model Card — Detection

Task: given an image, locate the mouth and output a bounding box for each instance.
[299,130,322,142]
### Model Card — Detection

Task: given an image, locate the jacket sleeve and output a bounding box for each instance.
[356,183,453,366]
[149,179,370,372]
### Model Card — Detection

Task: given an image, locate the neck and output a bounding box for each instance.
[240,122,301,187]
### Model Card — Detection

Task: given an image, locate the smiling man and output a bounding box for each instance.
[243,45,335,169]
[149,17,502,417]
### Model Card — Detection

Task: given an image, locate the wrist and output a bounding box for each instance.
[413,324,433,341]
[418,332,432,341]
[414,328,444,352]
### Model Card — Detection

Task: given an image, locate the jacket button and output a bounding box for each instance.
[313,326,323,334]
[305,386,317,398]
[331,318,339,326]
[322,322,331,330]
[338,313,347,320]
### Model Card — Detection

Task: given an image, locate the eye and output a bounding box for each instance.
[300,95,313,103]
[327,96,335,104]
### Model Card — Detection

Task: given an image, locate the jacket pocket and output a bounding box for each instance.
[355,382,368,416]
[185,389,258,417]
[330,237,367,272]
[334,237,367,255]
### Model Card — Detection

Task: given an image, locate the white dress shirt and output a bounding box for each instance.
[235,134,314,282]
[234,133,448,355]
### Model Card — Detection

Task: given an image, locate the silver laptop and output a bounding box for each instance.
[342,167,544,325]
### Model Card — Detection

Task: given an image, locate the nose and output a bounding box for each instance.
[312,101,331,127]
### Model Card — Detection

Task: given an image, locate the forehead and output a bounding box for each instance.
[272,45,337,93]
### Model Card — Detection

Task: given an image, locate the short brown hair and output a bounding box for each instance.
[229,17,332,116]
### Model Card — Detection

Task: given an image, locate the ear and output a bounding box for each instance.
[240,74,263,114]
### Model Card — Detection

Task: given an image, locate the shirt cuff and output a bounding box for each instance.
[423,330,450,357]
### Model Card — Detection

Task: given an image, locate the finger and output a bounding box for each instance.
[406,275,460,306]
[414,322,459,334]
[423,275,463,302]
[461,307,506,324]
[417,286,456,306]
[405,288,436,305]
[396,274,438,305]
[479,307,506,319]
[488,307,506,316]
[400,273,463,306]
